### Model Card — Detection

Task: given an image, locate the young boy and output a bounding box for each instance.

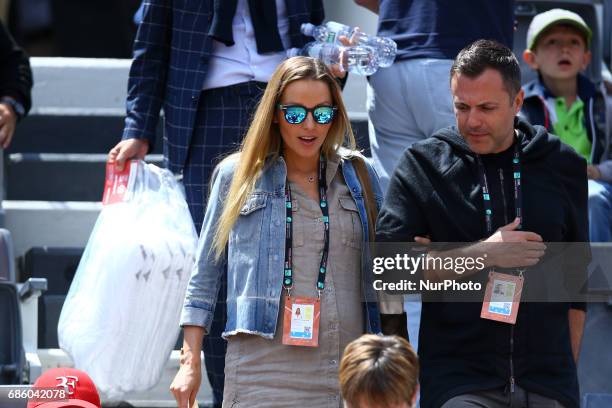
[522,8,612,242]
[339,335,419,408]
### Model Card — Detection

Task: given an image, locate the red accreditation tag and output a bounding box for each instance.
[481,271,524,324]
[282,295,320,347]
[102,160,137,205]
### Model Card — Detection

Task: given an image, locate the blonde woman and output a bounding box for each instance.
[170,57,385,407]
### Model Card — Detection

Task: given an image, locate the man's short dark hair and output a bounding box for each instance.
[450,39,522,99]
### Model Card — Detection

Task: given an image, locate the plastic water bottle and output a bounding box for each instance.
[287,42,379,76]
[301,21,397,67]
[301,21,352,43]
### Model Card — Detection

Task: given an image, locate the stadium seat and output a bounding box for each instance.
[21,247,83,348]
[0,229,16,282]
[0,282,24,384]
[0,229,47,385]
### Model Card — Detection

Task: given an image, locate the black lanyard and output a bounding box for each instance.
[283,156,330,296]
[476,141,522,235]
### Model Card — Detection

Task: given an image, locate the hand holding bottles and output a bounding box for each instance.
[287,41,378,76]
[301,21,397,68]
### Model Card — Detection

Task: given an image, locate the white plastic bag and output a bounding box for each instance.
[58,160,197,398]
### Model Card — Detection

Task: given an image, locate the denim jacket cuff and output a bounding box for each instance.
[180,304,214,332]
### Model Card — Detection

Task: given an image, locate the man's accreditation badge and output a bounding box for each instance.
[480,271,524,324]
[282,295,320,347]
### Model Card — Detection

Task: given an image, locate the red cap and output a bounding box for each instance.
[27,368,101,408]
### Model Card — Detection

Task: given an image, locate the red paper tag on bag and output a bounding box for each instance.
[102,160,137,205]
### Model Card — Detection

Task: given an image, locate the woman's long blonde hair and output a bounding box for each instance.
[212,56,356,260]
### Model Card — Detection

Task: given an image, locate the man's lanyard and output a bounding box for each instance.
[283,156,329,297]
[476,140,522,235]
[477,139,526,326]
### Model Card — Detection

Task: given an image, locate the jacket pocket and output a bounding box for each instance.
[338,196,362,249]
[232,193,268,243]
[240,193,267,215]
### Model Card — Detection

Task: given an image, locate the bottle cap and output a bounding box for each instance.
[301,23,315,36]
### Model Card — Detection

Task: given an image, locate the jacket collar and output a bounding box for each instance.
[523,73,596,102]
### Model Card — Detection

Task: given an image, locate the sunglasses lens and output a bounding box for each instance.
[284,106,306,124]
[313,107,334,124]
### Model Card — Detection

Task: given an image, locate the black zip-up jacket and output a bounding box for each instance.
[376,117,588,408]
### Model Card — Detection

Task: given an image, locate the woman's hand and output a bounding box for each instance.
[170,352,202,408]
[170,326,205,408]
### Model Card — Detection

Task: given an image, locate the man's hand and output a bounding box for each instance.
[479,217,546,268]
[108,138,149,171]
[587,164,601,180]
[170,352,202,408]
[415,235,431,245]
[328,34,352,79]
[329,31,363,79]
[0,102,18,149]
[420,219,545,282]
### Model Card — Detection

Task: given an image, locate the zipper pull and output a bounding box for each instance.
[510,376,516,393]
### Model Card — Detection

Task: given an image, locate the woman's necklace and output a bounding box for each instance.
[286,157,318,184]
[289,169,317,183]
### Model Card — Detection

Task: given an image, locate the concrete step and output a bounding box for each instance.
[2,200,101,260]
[11,112,368,155]
[11,111,164,154]
[5,116,368,202]
[6,153,163,201]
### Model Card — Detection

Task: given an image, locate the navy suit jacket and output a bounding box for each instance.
[122,0,324,173]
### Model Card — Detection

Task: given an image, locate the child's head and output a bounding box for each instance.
[27,367,101,408]
[523,9,592,82]
[339,335,419,408]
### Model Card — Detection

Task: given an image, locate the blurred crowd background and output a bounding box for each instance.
[1,0,142,58]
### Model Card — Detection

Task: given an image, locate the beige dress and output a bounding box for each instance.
[222,157,364,407]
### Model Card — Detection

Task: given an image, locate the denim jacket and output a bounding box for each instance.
[180,149,384,338]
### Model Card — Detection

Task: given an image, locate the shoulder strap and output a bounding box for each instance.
[351,156,378,242]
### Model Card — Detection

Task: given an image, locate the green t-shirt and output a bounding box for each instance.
[552,97,591,163]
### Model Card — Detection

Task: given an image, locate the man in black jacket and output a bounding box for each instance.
[376,40,587,408]
[0,21,32,148]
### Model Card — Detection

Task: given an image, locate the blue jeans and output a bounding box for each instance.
[588,180,612,242]
[368,58,456,349]
[366,58,455,192]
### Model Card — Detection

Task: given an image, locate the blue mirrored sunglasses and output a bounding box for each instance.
[278,104,337,125]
